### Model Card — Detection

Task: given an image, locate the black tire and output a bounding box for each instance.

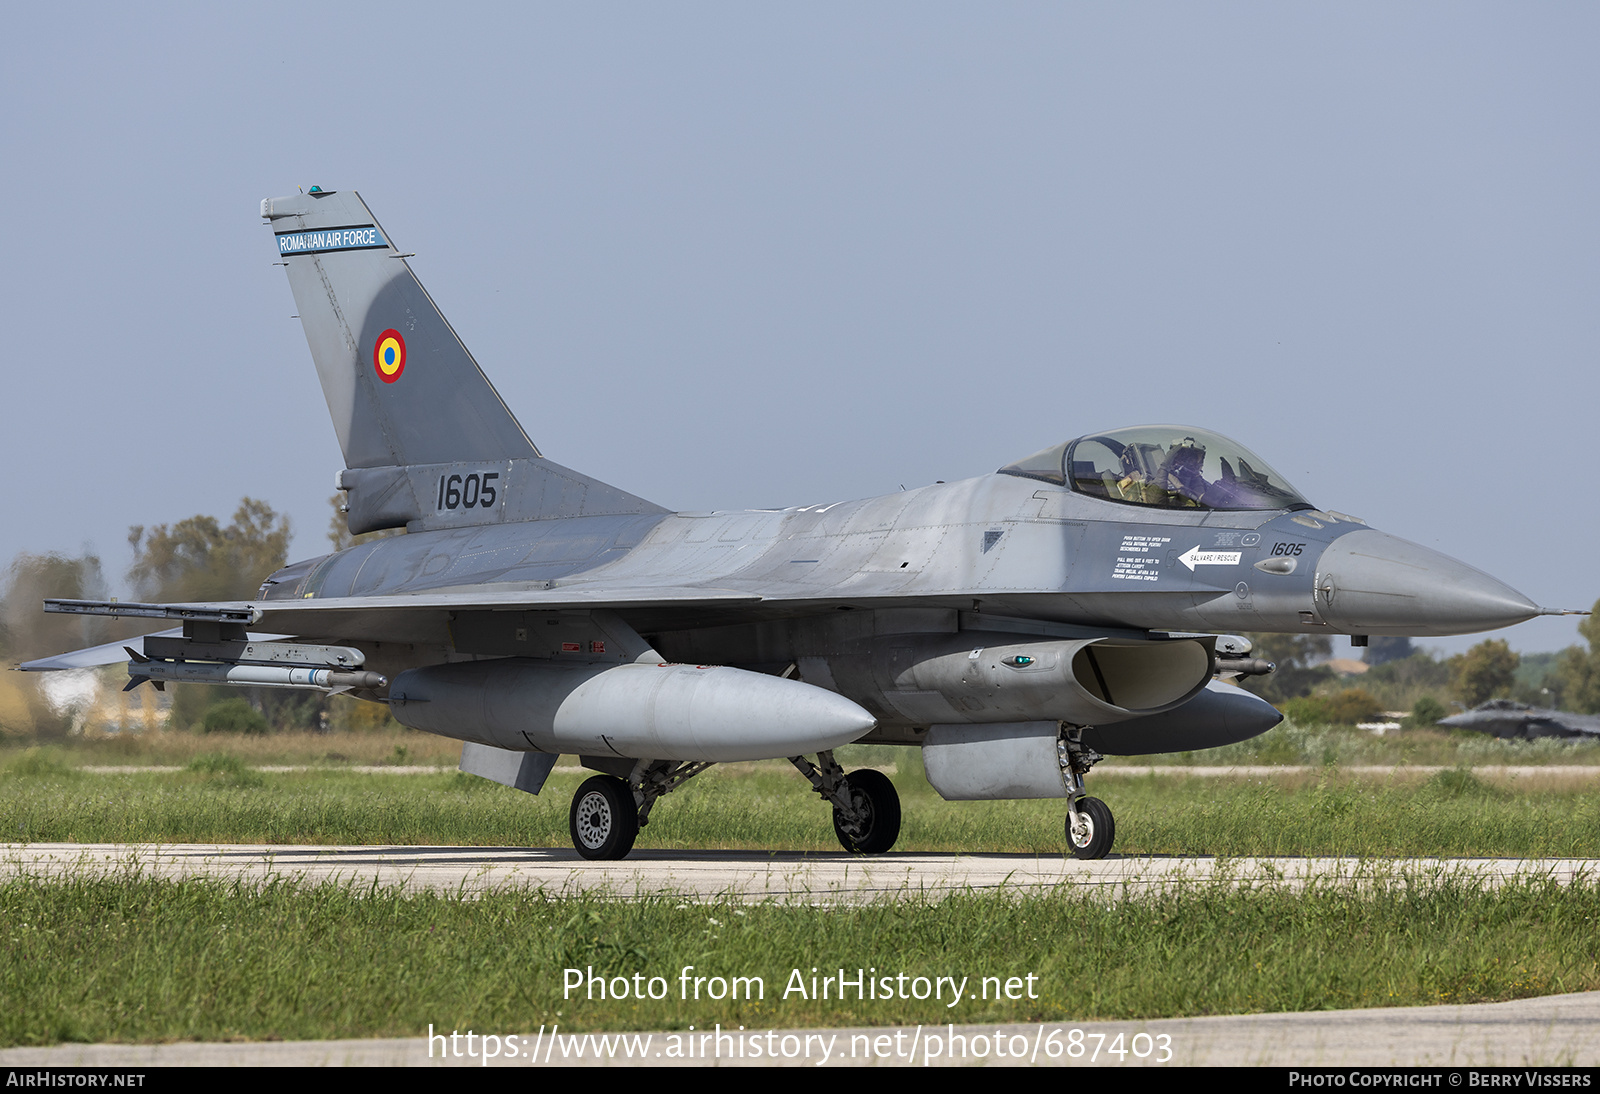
[1066,796,1115,860]
[832,769,902,854]
[569,775,639,860]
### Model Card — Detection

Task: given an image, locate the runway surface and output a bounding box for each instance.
[3,991,1596,1066]
[5,843,1597,901]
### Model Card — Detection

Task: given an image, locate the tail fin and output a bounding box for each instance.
[262,189,663,533]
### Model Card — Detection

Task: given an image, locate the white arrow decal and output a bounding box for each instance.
[1179,546,1242,571]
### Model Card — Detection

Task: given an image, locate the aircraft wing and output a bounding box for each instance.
[30,585,767,664]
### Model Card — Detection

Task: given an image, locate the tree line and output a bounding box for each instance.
[1240,612,1600,725]
[0,497,397,738]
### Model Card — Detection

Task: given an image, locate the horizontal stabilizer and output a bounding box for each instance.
[19,627,294,672]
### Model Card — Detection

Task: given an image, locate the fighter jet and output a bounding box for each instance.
[24,189,1572,860]
[1439,700,1600,740]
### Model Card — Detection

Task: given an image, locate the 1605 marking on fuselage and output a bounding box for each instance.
[437,472,500,511]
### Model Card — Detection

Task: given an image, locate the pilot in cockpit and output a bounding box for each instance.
[1002,425,1312,513]
[1117,436,1207,507]
[1159,437,1208,505]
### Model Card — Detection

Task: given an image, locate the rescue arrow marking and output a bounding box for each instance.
[1179,546,1242,571]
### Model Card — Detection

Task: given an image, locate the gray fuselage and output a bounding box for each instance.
[260,468,1535,719]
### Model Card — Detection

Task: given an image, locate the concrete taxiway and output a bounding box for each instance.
[4,843,1596,901]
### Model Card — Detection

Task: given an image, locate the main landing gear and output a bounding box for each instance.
[566,750,904,859]
[570,776,637,860]
[791,750,902,854]
[568,759,716,860]
[1060,725,1115,860]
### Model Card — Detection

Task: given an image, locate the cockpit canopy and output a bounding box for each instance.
[1000,425,1313,512]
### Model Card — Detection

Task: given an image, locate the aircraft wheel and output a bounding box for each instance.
[570,775,639,860]
[1066,796,1115,860]
[833,769,901,854]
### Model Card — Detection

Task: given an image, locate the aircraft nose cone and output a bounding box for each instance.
[1313,529,1538,636]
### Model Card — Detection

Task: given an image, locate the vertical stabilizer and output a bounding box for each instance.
[262,190,664,533]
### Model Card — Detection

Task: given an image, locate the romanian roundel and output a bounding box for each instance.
[373,329,406,384]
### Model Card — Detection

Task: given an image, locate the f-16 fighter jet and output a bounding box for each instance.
[25,189,1571,860]
[1440,700,1600,740]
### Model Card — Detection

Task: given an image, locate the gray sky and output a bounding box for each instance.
[3,3,1594,656]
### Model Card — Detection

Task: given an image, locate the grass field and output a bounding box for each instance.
[10,717,1600,769]
[5,722,1598,1047]
[4,870,1597,1046]
[4,734,1599,856]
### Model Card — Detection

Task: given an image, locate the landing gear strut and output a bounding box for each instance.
[1060,725,1115,860]
[790,750,902,854]
[567,759,716,860]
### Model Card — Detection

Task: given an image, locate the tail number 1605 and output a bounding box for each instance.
[437,472,500,511]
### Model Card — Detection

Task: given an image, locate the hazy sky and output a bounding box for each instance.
[3,4,1595,656]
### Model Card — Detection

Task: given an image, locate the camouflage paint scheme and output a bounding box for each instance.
[25,190,1562,859]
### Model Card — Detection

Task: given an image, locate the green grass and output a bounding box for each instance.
[7,731,1598,1047]
[12,716,1600,771]
[1118,718,1600,767]
[0,728,466,768]
[4,753,1599,857]
[3,871,1596,1046]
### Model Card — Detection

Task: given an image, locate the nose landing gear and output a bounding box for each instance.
[1060,726,1114,860]
[1066,796,1115,859]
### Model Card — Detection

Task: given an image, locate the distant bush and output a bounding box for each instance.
[1410,695,1447,727]
[1283,688,1384,726]
[1324,689,1384,725]
[1449,639,1519,707]
[199,698,268,735]
[325,693,400,733]
[1282,696,1327,725]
